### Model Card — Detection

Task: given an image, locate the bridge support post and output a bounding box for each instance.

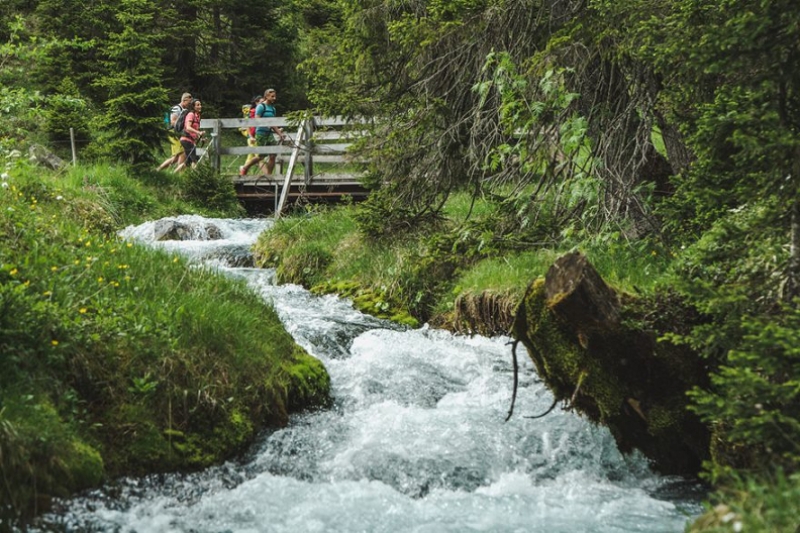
[213,120,221,171]
[304,118,314,185]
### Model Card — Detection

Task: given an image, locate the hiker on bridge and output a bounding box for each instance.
[174,99,205,173]
[241,95,263,170]
[157,92,192,172]
[239,88,287,177]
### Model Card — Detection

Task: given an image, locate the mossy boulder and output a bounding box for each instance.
[312,280,419,328]
[512,252,711,475]
[279,344,333,412]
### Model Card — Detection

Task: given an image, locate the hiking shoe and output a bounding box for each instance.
[238,166,247,176]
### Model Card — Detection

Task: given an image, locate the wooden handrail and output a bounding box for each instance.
[198,116,364,129]
[194,116,364,168]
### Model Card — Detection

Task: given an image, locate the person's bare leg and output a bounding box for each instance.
[256,157,270,176]
[157,153,178,171]
[266,155,277,175]
[241,155,261,175]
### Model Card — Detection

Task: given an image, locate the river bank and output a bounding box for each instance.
[253,201,800,532]
[0,164,329,527]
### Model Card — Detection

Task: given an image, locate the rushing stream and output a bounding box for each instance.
[32,215,705,532]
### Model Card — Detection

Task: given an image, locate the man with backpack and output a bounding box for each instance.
[157,92,192,172]
[238,88,287,176]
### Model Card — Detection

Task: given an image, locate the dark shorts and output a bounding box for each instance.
[181,139,199,165]
[255,132,277,146]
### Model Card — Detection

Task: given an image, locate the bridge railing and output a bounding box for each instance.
[197,116,366,177]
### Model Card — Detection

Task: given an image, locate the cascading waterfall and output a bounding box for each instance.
[32,215,705,533]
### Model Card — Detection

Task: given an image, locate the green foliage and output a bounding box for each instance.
[669,201,788,357]
[635,0,800,237]
[180,163,245,217]
[0,15,45,89]
[664,199,800,478]
[43,79,94,160]
[475,53,585,174]
[0,15,47,151]
[353,183,446,240]
[689,471,800,533]
[689,308,800,477]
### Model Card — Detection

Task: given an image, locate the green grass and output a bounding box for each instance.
[0,160,329,524]
[580,237,674,294]
[255,190,679,325]
[450,250,561,295]
[441,190,501,221]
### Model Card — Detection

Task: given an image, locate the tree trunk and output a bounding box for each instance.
[512,252,711,475]
[544,251,620,335]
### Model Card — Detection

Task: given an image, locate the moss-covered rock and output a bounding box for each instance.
[62,439,104,491]
[312,280,419,328]
[280,344,333,412]
[512,254,711,475]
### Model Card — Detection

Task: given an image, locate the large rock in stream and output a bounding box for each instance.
[512,251,711,475]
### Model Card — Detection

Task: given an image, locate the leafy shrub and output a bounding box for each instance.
[689,307,800,477]
[670,200,799,476]
[180,163,244,216]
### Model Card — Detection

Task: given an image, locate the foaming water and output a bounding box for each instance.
[32,216,704,532]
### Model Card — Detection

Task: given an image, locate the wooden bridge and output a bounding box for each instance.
[197,116,369,216]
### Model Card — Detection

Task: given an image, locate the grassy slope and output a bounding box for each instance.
[0,160,330,522]
[254,196,673,326]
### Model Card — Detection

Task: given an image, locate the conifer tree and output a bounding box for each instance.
[92,0,167,168]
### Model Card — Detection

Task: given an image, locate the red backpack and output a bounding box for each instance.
[249,106,257,137]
